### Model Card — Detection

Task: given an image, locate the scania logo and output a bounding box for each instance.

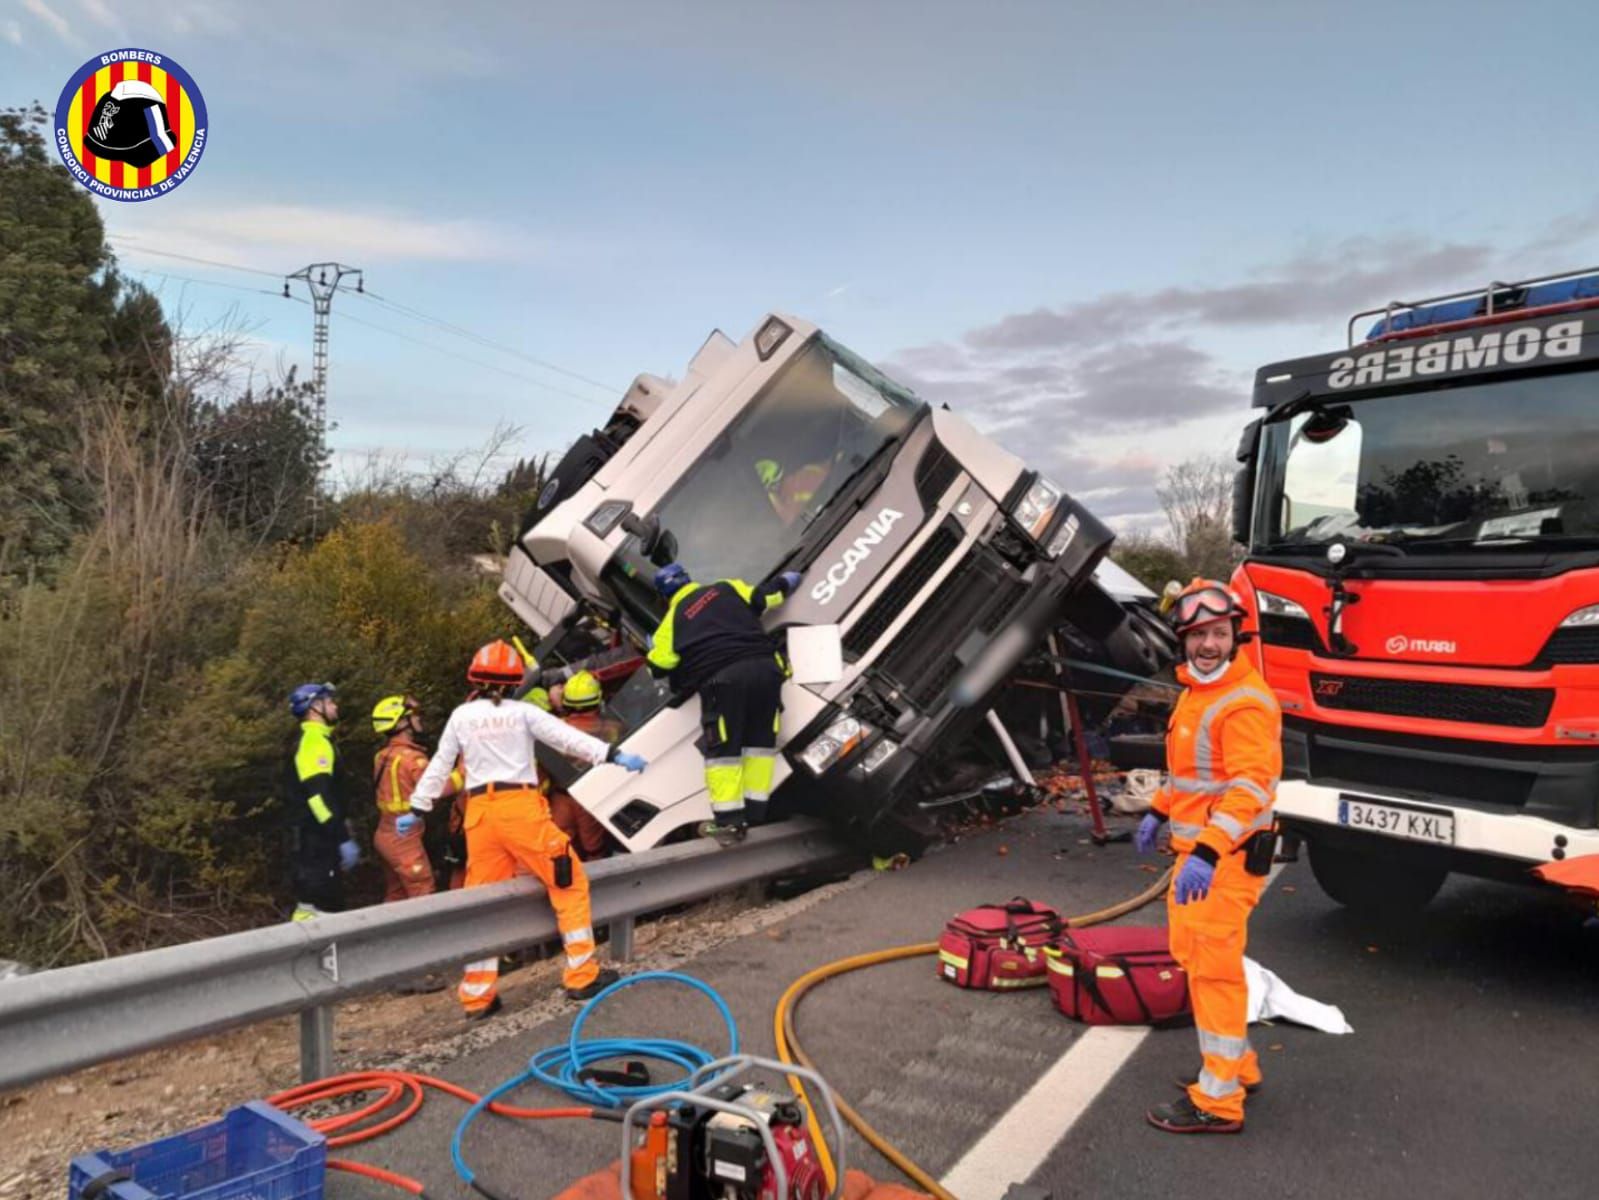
[1386,634,1456,655]
[811,506,906,606]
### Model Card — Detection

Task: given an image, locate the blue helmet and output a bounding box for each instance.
[288,682,336,718]
[652,562,692,599]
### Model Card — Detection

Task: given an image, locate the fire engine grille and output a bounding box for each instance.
[842,523,960,657]
[1310,673,1553,728]
[1536,625,1599,666]
[914,440,960,508]
[875,546,1026,710]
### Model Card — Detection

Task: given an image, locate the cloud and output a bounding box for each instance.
[109,203,538,269]
[21,0,78,45]
[76,0,116,27]
[3,19,22,44]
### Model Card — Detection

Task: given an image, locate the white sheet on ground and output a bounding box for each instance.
[1245,956,1353,1034]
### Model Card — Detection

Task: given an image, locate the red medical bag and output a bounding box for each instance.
[936,898,1062,990]
[1044,926,1191,1026]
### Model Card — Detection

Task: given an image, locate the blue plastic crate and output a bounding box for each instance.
[67,1102,325,1200]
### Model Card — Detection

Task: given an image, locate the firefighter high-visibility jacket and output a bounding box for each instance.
[646,578,793,694]
[287,720,345,836]
[1151,655,1281,864]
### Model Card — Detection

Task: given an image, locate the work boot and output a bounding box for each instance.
[697,819,748,848]
[463,995,503,1022]
[1146,1095,1243,1135]
[1177,1073,1261,1095]
[565,966,620,1002]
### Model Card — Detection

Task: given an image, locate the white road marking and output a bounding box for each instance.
[939,1025,1150,1200]
[939,857,1296,1199]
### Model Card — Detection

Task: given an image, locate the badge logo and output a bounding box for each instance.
[53,49,207,202]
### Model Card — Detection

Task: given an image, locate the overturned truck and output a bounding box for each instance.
[501,313,1161,851]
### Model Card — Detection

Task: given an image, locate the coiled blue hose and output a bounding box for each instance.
[451,971,739,1189]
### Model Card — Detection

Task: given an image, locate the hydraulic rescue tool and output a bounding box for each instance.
[621,1056,845,1200]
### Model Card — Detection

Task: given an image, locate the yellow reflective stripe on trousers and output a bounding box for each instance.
[308,794,333,824]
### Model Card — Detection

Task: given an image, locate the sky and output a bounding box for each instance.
[6,0,1599,532]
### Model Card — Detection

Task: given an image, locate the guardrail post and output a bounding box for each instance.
[300,1005,334,1082]
[610,916,636,963]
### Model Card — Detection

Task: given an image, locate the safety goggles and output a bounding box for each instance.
[1172,586,1237,630]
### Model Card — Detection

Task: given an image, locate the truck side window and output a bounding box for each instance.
[1281,412,1362,539]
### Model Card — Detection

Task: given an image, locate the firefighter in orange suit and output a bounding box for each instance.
[546,671,616,861]
[403,641,647,1018]
[370,695,462,902]
[1137,579,1281,1135]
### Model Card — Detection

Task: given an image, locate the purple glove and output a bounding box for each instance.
[338,839,361,873]
[1134,814,1163,854]
[1174,855,1215,905]
[395,812,422,837]
[778,570,803,593]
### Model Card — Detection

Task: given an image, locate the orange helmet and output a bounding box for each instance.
[1169,578,1246,636]
[467,640,525,686]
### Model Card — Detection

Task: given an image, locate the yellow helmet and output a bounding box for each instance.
[372,694,417,734]
[563,670,603,709]
[527,686,553,712]
[755,458,783,490]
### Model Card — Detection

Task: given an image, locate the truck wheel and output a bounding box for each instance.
[1307,838,1447,913]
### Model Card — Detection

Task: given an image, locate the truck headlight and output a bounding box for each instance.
[1257,589,1310,620]
[1012,476,1062,542]
[858,737,899,775]
[585,500,632,538]
[799,714,872,776]
[1560,604,1599,628]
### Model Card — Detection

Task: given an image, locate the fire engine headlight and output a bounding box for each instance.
[858,737,899,776]
[585,499,632,538]
[799,714,872,776]
[1012,476,1062,543]
[1257,589,1310,620]
[1560,604,1599,628]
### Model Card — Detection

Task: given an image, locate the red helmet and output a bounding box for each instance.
[467,640,525,686]
[1169,578,1246,636]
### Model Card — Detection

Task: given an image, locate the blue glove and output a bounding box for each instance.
[1134,814,1163,854]
[1174,855,1215,905]
[779,570,803,592]
[613,751,647,773]
[395,812,422,837]
[338,839,361,873]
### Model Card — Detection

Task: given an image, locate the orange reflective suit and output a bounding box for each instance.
[547,708,618,861]
[1151,654,1281,1122]
[766,462,830,525]
[371,737,462,902]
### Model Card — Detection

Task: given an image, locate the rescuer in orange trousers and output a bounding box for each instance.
[403,641,648,1018]
[1136,579,1281,1134]
[545,670,616,861]
[370,695,463,902]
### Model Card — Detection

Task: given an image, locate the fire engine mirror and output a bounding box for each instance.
[787,624,844,685]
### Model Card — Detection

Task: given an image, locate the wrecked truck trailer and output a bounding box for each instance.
[499,313,1124,851]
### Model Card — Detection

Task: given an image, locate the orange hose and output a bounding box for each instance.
[267,1069,597,1194]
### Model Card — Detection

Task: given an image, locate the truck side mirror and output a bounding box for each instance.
[1232,418,1262,548]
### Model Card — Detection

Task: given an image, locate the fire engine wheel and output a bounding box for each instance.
[1308,837,1447,913]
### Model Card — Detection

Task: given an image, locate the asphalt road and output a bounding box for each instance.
[327,807,1599,1200]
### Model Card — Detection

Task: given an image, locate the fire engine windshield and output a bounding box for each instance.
[639,335,924,591]
[1255,369,1599,552]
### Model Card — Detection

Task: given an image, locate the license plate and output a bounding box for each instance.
[1337,794,1455,845]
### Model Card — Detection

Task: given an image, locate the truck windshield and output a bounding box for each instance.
[644,335,925,585]
[1254,369,1599,552]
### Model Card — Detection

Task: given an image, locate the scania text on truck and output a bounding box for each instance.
[498,313,1119,851]
[1231,268,1599,909]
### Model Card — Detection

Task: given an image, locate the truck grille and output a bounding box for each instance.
[1310,673,1554,728]
[842,523,960,657]
[875,546,1027,710]
[1536,625,1599,665]
[914,440,960,507]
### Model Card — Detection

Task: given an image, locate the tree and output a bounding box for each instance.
[0,103,172,576]
[1110,533,1190,593]
[1155,455,1236,581]
[189,369,327,544]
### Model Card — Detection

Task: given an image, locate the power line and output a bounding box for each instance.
[358,289,621,394]
[126,266,302,302]
[109,238,285,279]
[334,308,611,405]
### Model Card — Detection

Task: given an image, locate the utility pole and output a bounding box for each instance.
[284,262,364,509]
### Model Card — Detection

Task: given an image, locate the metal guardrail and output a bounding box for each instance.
[0,819,853,1093]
